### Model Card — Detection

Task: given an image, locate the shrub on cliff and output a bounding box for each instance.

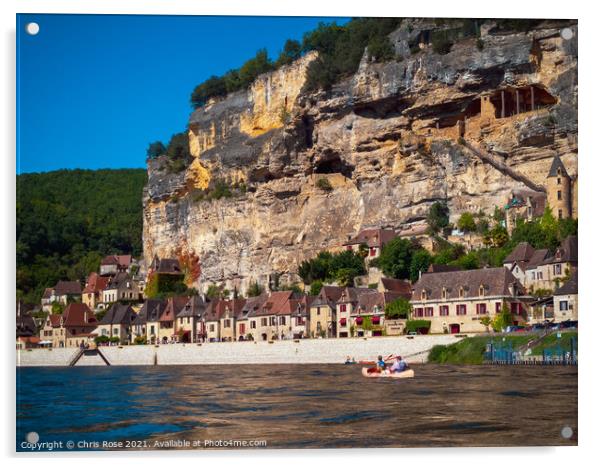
[427,201,450,234]
[191,75,228,109]
[247,281,264,298]
[275,39,302,67]
[457,212,477,233]
[316,177,333,192]
[146,141,166,159]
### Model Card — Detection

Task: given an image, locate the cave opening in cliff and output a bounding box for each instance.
[301,115,314,148]
[485,85,557,118]
[314,153,354,178]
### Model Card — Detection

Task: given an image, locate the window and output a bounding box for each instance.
[261,318,267,326]
[421,290,427,300]
[150,325,155,335]
[414,308,424,317]
[270,316,277,326]
[223,319,231,328]
[495,302,502,313]
[558,209,563,219]
[557,177,561,185]
[479,285,485,297]
[316,307,321,316]
[459,288,465,298]
[557,190,562,200]
[251,321,257,329]
[476,303,487,315]
[424,307,434,317]
[279,316,286,325]
[210,324,215,332]
[439,306,449,316]
[560,300,569,311]
[340,304,347,312]
[441,288,447,300]
[113,328,119,335]
[456,304,467,315]
[369,248,376,257]
[554,264,562,276]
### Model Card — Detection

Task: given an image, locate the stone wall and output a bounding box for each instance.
[16,347,80,367]
[17,335,466,367]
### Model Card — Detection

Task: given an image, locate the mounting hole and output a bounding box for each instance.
[561,28,573,41]
[25,22,40,36]
[561,426,573,439]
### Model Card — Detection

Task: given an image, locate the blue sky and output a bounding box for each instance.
[16,14,349,174]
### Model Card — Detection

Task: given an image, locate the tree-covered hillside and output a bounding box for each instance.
[17,169,147,304]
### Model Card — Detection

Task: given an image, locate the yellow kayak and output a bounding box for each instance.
[362,368,415,378]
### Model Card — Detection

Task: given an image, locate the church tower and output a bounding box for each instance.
[546,155,572,220]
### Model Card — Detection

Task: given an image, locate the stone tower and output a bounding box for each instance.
[546,155,572,220]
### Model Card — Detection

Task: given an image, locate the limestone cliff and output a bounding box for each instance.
[143,19,578,294]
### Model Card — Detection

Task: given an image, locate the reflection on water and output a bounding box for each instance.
[16,364,577,450]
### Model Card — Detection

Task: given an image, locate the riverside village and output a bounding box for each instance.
[16,154,578,367]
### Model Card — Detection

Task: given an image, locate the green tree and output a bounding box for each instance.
[385,297,412,319]
[146,141,166,159]
[247,281,264,298]
[378,237,417,280]
[190,75,227,108]
[309,280,324,296]
[238,49,274,87]
[275,39,302,67]
[457,212,477,232]
[410,249,432,281]
[427,201,450,234]
[492,303,513,332]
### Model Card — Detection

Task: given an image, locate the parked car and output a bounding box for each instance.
[407,331,418,336]
[505,325,526,333]
[560,320,578,329]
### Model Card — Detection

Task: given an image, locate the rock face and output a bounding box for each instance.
[143,19,578,294]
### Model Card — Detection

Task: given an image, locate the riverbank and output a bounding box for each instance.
[428,331,578,364]
[16,334,465,367]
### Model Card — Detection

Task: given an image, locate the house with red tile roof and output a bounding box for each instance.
[290,295,313,339]
[157,296,190,344]
[236,293,269,341]
[248,291,296,341]
[100,254,132,276]
[175,296,208,343]
[343,228,397,259]
[82,272,110,310]
[48,303,98,348]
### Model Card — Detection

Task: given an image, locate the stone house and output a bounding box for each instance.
[342,228,397,259]
[553,271,578,322]
[157,297,189,344]
[410,267,530,334]
[16,304,40,349]
[504,189,546,235]
[44,280,82,307]
[202,300,223,342]
[350,291,405,337]
[248,291,295,341]
[97,303,137,344]
[41,314,63,348]
[219,298,246,342]
[102,272,141,304]
[82,272,110,310]
[309,285,344,338]
[140,299,167,345]
[131,299,165,344]
[100,254,132,276]
[52,303,98,348]
[175,296,207,343]
[537,236,578,291]
[237,294,269,341]
[290,295,312,339]
[335,287,378,338]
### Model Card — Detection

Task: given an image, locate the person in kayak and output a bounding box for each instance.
[376,355,386,372]
[388,356,409,373]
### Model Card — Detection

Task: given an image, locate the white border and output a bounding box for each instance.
[2,1,599,465]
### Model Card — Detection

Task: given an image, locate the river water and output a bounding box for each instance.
[16,364,577,450]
